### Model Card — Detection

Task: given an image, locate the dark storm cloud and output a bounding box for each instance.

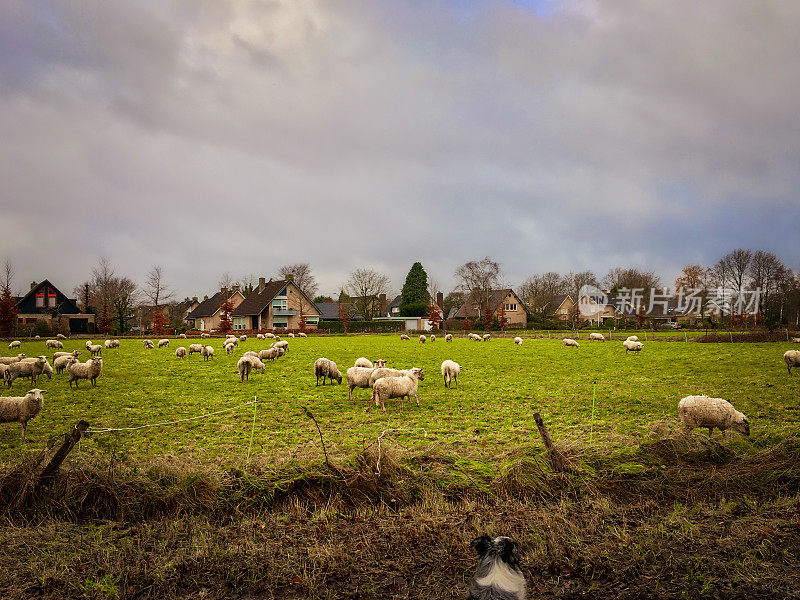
[1,0,798,297]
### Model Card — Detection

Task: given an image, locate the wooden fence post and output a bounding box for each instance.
[38,420,90,486]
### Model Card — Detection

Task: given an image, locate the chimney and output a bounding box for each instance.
[258,277,266,293]
[285,273,294,282]
[204,295,209,301]
[437,292,444,310]
[221,287,228,296]
[30,281,37,290]
[232,285,240,293]
[193,297,198,303]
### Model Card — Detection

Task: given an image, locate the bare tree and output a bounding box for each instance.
[519,272,566,317]
[454,257,502,318]
[748,251,788,322]
[602,268,660,293]
[0,260,17,337]
[91,257,117,315]
[278,263,319,299]
[713,249,753,320]
[218,272,234,290]
[344,268,391,321]
[144,265,175,307]
[111,277,139,333]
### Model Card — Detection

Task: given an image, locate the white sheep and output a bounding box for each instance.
[104,340,113,349]
[225,337,238,347]
[68,357,103,388]
[562,338,579,348]
[298,332,307,338]
[625,335,639,342]
[419,335,427,344]
[400,334,410,341]
[371,367,425,412]
[54,354,77,373]
[784,350,800,375]
[346,366,375,400]
[430,335,436,342]
[88,344,103,356]
[445,334,453,342]
[514,337,523,346]
[85,341,93,350]
[589,333,606,341]
[20,357,53,380]
[468,333,482,341]
[158,339,170,348]
[201,345,214,361]
[272,340,289,352]
[46,340,63,349]
[0,388,46,440]
[623,340,643,353]
[441,360,461,388]
[9,341,21,350]
[257,333,264,340]
[5,357,48,387]
[237,356,256,381]
[369,367,410,388]
[179,333,187,339]
[264,333,276,339]
[354,357,374,368]
[143,339,155,349]
[201,332,211,339]
[0,354,27,365]
[56,334,66,340]
[483,334,491,341]
[275,346,286,358]
[287,333,295,338]
[224,343,236,355]
[53,350,79,362]
[188,344,204,356]
[175,347,187,359]
[259,348,278,362]
[678,395,750,437]
[239,335,247,342]
[314,358,342,385]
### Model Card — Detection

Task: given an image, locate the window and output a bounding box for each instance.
[506,303,517,311]
[233,317,247,330]
[36,292,45,308]
[560,308,568,315]
[49,295,57,308]
[305,316,319,325]
[273,317,288,329]
[273,299,288,311]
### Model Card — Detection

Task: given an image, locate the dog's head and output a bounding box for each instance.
[470,535,521,568]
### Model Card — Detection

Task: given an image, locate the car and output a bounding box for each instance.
[661,321,679,329]
[130,326,142,333]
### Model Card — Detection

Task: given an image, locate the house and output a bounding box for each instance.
[374,292,444,330]
[453,289,529,327]
[185,287,246,331]
[315,302,360,322]
[15,279,95,333]
[230,277,320,331]
[137,297,200,331]
[552,294,574,321]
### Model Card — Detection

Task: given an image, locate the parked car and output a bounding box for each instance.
[661,321,679,329]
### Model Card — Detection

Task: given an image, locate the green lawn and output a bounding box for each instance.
[1,334,797,468]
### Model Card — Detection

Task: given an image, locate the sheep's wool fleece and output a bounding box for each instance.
[678,396,744,429]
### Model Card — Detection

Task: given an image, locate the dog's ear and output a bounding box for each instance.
[470,535,491,557]
[498,538,520,565]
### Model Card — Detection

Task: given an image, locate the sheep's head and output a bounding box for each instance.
[91,357,102,367]
[374,359,386,368]
[27,389,46,409]
[410,367,424,381]
[733,412,750,436]
[17,354,26,360]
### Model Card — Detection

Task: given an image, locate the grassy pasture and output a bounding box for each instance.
[1,334,797,469]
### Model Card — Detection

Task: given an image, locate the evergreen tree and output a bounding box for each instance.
[399,262,430,317]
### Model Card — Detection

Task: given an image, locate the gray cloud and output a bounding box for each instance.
[1,0,798,298]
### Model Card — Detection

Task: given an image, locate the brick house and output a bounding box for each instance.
[453,289,529,327]
[15,279,95,333]
[230,277,320,331]
[185,287,246,332]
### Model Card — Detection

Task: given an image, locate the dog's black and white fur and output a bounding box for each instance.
[467,535,526,600]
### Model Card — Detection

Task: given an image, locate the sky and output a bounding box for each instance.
[1,0,799,299]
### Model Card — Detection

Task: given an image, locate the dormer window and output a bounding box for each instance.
[35,287,57,309]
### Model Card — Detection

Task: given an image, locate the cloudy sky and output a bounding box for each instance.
[2,0,799,299]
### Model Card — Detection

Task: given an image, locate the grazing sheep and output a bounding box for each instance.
[589,333,606,341]
[225,337,238,347]
[5,357,47,387]
[272,340,289,352]
[237,356,254,381]
[467,536,526,600]
[68,357,103,388]
[562,338,579,348]
[371,367,425,412]
[264,333,276,339]
[514,337,523,346]
[346,366,376,400]
[257,333,264,340]
[224,343,236,355]
[56,334,66,340]
[446,334,453,342]
[54,354,77,373]
[201,345,214,361]
[104,340,113,349]
[483,334,491,342]
[468,333,482,341]
[143,339,155,349]
[20,357,53,380]
[0,388,46,441]
[179,333,187,339]
[792,337,800,343]
[8,341,21,350]
[175,347,187,359]
[158,339,170,348]
[354,357,374,369]
[368,367,409,388]
[625,335,639,342]
[314,358,342,386]
[275,346,286,358]
[188,344,204,356]
[88,344,103,356]
[400,334,410,341]
[85,341,93,350]
[274,335,281,341]
[623,340,643,353]
[239,335,247,342]
[419,335,426,343]
[201,333,211,339]
[53,350,80,362]
[430,335,436,342]
[287,333,295,338]
[0,354,26,365]
[678,395,750,437]
[298,332,307,338]
[441,360,461,388]
[259,348,278,362]
[46,340,63,349]
[784,350,800,375]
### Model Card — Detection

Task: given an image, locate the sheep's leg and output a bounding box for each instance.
[414,393,419,407]
[20,421,26,441]
[443,375,447,388]
[348,386,353,401]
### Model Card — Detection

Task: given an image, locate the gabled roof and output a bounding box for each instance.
[15,279,81,314]
[314,302,363,321]
[551,294,573,312]
[187,290,232,319]
[231,279,321,317]
[454,289,527,319]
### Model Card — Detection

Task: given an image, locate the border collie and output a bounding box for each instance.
[467,535,526,600]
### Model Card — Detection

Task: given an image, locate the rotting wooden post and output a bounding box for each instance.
[38,420,90,486]
[533,412,566,473]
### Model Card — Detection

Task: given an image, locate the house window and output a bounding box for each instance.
[305,316,319,325]
[560,308,568,315]
[233,317,247,330]
[36,292,45,308]
[273,299,288,310]
[49,295,57,308]
[506,303,517,311]
[273,317,288,329]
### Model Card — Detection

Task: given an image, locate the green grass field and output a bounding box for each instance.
[1,334,798,468]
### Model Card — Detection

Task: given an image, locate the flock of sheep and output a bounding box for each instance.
[0,332,798,441]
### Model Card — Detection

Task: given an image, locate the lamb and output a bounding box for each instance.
[88,344,103,356]
[298,332,307,338]
[483,334,491,341]
[201,345,214,361]
[54,354,78,373]
[314,358,342,386]
[0,388,46,440]
[85,341,93,350]
[562,338,579,348]
[20,357,53,380]
[346,366,375,401]
[104,340,114,349]
[400,334,410,341]
[0,354,26,365]
[589,333,606,341]
[623,340,643,353]
[514,337,523,346]
[259,348,278,362]
[201,332,211,339]
[678,395,750,437]
[625,335,639,342]
[446,334,453,342]
[467,536,526,600]
[68,357,103,388]
[5,357,47,387]
[143,339,155,349]
[188,344,204,356]
[354,357,374,368]
[175,347,187,359]
[785,350,800,375]
[9,341,21,349]
[419,335,426,343]
[158,339,170,348]
[46,340,63,349]
[371,367,425,412]
[224,343,236,355]
[441,360,461,388]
